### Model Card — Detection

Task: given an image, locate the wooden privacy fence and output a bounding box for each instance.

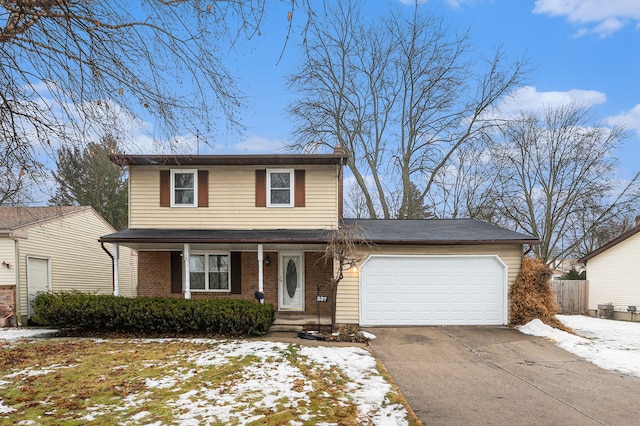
[551,280,589,314]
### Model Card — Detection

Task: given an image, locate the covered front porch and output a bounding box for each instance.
[99,228,336,328]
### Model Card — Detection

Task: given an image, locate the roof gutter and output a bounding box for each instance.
[100,241,115,293]
[363,239,541,246]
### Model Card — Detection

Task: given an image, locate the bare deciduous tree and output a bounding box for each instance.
[0,0,308,204]
[488,103,640,264]
[426,143,501,221]
[322,224,369,332]
[571,206,638,258]
[345,182,369,219]
[288,0,526,218]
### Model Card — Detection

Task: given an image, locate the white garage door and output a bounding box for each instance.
[360,255,507,326]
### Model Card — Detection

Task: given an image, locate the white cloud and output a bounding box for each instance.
[533,0,640,37]
[607,104,640,136]
[495,86,607,117]
[211,135,287,154]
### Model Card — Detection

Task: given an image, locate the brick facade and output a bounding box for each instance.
[138,252,177,298]
[137,250,334,316]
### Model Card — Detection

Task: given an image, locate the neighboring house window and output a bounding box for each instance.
[267,169,294,207]
[171,169,197,207]
[189,253,230,291]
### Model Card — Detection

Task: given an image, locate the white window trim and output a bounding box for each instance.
[267,169,294,208]
[171,169,198,207]
[189,252,231,292]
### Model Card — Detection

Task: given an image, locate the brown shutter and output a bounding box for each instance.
[255,169,266,207]
[294,169,305,207]
[198,170,208,207]
[160,170,170,207]
[230,252,242,294]
[170,252,183,294]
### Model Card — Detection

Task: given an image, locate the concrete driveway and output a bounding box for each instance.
[367,326,640,425]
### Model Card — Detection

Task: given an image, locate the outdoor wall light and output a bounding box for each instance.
[1,261,9,269]
[264,255,271,266]
[350,263,358,272]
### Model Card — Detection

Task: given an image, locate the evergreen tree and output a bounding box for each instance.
[559,268,586,280]
[50,135,128,230]
[397,182,434,219]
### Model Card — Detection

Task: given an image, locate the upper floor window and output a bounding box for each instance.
[171,169,198,207]
[267,169,294,207]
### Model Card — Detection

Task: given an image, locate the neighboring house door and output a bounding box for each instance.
[27,256,50,317]
[279,253,304,310]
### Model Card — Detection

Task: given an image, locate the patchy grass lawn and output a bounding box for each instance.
[0,338,418,425]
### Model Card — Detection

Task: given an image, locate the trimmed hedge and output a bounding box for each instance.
[31,291,275,336]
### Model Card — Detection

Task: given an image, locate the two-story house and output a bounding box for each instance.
[100,152,538,327]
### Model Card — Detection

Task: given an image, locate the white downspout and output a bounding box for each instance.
[183,243,191,299]
[257,244,264,304]
[113,244,120,296]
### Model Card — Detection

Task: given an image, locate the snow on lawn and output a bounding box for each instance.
[0,329,409,425]
[0,328,58,340]
[517,315,640,379]
[161,340,409,425]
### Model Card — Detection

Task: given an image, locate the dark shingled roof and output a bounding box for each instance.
[342,219,539,245]
[100,219,538,245]
[0,206,89,230]
[109,153,346,167]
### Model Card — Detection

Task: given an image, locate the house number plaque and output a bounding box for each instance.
[316,296,328,302]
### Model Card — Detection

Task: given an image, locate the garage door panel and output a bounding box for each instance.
[360,255,506,326]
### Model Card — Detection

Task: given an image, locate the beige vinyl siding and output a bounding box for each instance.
[129,165,340,229]
[15,209,137,318]
[336,244,524,324]
[0,238,16,286]
[587,232,640,311]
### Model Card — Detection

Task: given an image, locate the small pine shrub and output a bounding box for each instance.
[31,291,275,336]
[510,257,571,332]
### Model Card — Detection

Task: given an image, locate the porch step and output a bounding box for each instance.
[270,324,304,332]
[271,315,331,332]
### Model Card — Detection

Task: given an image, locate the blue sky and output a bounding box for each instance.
[132,0,639,181]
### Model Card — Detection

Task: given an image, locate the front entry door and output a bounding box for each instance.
[279,253,304,311]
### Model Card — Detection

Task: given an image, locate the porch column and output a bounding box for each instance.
[183,243,191,299]
[113,243,120,296]
[257,244,264,303]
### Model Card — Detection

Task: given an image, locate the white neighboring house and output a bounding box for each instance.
[581,217,640,320]
[0,206,137,325]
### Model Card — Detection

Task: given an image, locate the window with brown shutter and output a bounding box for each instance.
[160,169,209,207]
[257,169,306,208]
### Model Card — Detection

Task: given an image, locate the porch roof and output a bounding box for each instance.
[100,219,538,250]
[99,228,332,250]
